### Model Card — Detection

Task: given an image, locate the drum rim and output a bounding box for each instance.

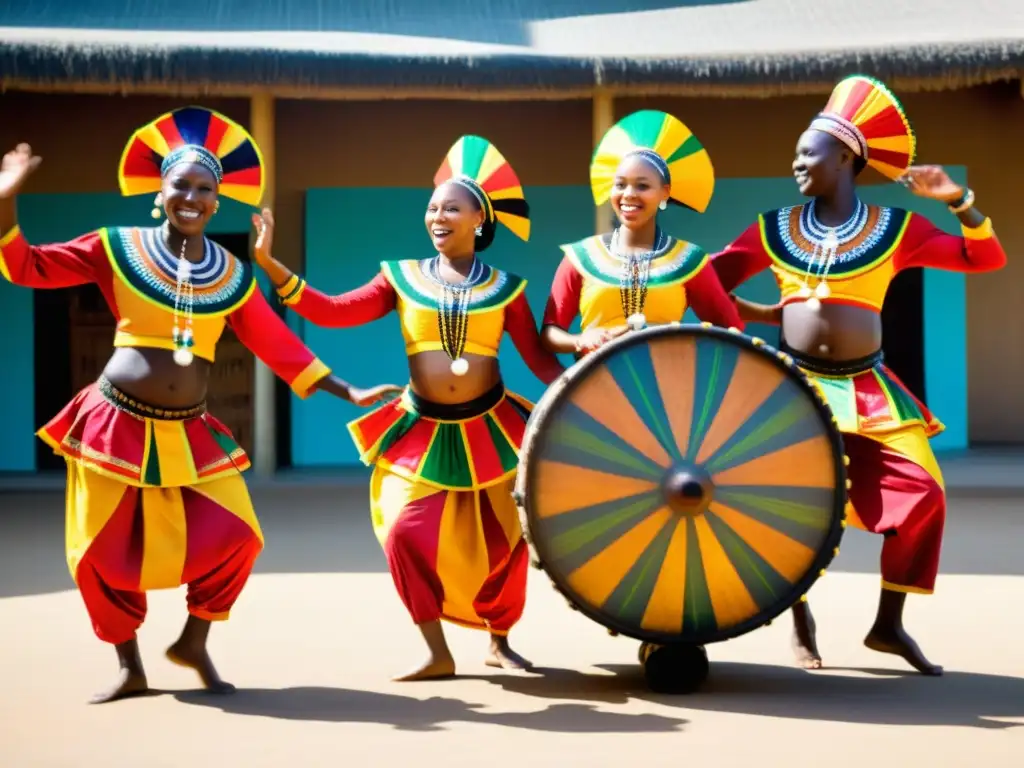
[522,323,848,646]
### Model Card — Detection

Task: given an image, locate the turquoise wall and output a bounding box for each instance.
[0,193,253,471]
[293,175,968,467]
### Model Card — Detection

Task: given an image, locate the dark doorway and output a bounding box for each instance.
[880,267,926,402]
[33,231,291,470]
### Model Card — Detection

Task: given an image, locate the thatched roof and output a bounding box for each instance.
[2,1,1023,98]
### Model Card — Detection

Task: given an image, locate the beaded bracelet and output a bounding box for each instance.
[949,188,975,214]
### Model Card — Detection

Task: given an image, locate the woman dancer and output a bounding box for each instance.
[251,135,565,680]
[0,108,397,703]
[542,110,742,357]
[711,75,1007,675]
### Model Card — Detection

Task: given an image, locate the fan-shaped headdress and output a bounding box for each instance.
[118,106,265,206]
[591,110,715,213]
[433,135,530,243]
[807,75,916,181]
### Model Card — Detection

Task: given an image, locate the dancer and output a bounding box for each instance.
[251,135,565,680]
[542,110,742,357]
[0,108,397,703]
[710,75,1007,675]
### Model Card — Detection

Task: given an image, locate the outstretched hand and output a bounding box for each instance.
[899,165,964,204]
[0,144,42,199]
[251,207,275,268]
[349,384,404,407]
[574,325,628,353]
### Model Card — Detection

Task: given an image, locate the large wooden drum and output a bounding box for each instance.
[516,324,848,647]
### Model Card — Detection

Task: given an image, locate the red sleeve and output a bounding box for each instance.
[505,291,566,385]
[709,222,773,293]
[685,260,745,331]
[894,213,1007,273]
[228,285,332,399]
[541,256,583,329]
[276,272,396,327]
[0,226,105,288]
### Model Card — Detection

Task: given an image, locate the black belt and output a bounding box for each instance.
[98,376,206,420]
[778,341,883,376]
[407,381,504,421]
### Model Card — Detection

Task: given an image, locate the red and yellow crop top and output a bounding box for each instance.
[0,225,332,398]
[276,259,565,385]
[543,234,744,332]
[711,204,1007,310]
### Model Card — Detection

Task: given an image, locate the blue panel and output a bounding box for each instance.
[0,192,253,471]
[293,185,593,466]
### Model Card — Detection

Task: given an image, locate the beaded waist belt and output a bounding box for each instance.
[779,342,884,377]
[98,376,207,420]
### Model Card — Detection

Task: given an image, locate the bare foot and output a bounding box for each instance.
[486,636,532,670]
[89,668,149,704]
[392,654,456,682]
[166,642,236,694]
[791,602,823,670]
[864,626,943,676]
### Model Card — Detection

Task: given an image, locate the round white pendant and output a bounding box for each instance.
[173,347,194,367]
[450,357,469,376]
[627,313,647,331]
[814,282,831,299]
[805,297,821,312]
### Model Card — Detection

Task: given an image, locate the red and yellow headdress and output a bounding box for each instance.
[808,75,916,181]
[591,110,715,213]
[118,106,266,207]
[434,135,530,243]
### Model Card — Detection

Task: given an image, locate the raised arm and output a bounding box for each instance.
[0,143,105,289]
[504,290,566,385]
[709,221,773,294]
[685,260,745,331]
[895,212,1006,274]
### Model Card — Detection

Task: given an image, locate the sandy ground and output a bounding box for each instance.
[1,486,1022,768]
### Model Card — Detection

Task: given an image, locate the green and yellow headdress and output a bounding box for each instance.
[591,110,715,213]
[434,135,530,246]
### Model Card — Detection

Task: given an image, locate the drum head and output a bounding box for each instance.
[521,324,846,645]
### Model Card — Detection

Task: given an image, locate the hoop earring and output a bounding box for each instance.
[151,194,163,219]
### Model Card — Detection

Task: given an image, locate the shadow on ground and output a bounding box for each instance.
[172,686,687,733]
[472,662,1024,729]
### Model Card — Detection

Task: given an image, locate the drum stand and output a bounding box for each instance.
[638,642,710,694]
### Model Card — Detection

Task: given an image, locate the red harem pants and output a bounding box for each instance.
[66,460,264,644]
[843,428,946,594]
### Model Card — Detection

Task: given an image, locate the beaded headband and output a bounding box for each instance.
[591,110,715,213]
[434,135,531,242]
[160,145,225,182]
[119,106,265,206]
[807,75,916,181]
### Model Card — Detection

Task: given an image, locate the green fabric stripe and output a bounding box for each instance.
[418,422,474,488]
[812,374,859,428]
[682,518,716,637]
[600,517,678,629]
[376,410,421,457]
[381,260,524,312]
[143,428,161,486]
[458,135,488,180]
[877,369,923,423]
[664,134,704,165]
[209,428,241,457]
[485,414,520,474]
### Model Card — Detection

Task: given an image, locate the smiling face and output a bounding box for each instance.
[160,162,219,237]
[425,181,485,258]
[610,155,670,230]
[792,129,858,198]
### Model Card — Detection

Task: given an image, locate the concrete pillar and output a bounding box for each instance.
[592,88,615,236]
[249,91,277,476]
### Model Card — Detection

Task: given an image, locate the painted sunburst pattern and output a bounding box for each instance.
[523,326,847,645]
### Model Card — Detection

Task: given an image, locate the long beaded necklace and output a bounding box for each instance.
[796,199,866,311]
[427,255,485,376]
[611,226,668,330]
[170,236,196,366]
